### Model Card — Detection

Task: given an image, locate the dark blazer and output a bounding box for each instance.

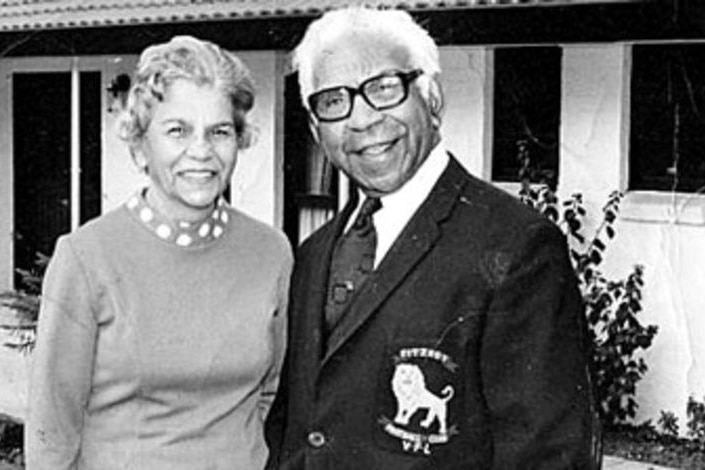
[267,156,599,470]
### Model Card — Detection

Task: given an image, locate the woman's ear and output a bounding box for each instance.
[131,146,149,175]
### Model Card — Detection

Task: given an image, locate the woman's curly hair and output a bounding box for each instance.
[117,35,256,151]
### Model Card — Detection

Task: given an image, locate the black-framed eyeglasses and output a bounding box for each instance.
[308,69,423,123]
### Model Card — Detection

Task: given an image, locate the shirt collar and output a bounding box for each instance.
[376,143,449,220]
[349,143,449,267]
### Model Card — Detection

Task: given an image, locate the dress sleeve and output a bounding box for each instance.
[25,236,98,470]
[481,222,600,469]
[258,248,293,421]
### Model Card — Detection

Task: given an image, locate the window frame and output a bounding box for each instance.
[0,57,109,289]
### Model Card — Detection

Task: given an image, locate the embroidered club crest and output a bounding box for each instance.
[379,347,459,455]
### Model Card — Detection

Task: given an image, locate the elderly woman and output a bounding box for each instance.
[25,36,292,469]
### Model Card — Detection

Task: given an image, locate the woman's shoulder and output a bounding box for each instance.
[73,204,129,234]
[55,205,134,253]
[224,206,292,259]
[43,207,134,283]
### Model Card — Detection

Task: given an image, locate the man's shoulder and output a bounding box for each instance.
[297,214,340,254]
[444,159,550,230]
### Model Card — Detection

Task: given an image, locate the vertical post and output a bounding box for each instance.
[70,58,80,231]
[338,172,349,212]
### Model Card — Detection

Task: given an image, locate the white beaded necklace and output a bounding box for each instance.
[126,191,229,248]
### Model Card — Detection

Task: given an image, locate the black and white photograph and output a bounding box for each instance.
[0,1,703,469]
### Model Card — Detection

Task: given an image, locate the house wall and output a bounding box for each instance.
[0,66,11,296]
[438,47,493,180]
[230,51,286,228]
[561,43,705,427]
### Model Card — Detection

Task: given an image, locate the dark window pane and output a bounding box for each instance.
[283,72,337,247]
[630,44,705,193]
[13,72,71,289]
[493,47,562,189]
[80,71,102,224]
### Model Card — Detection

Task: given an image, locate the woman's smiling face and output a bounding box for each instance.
[135,79,238,222]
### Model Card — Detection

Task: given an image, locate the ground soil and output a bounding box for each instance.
[3,419,705,469]
[604,428,705,469]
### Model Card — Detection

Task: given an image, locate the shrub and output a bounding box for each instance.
[0,252,48,353]
[658,410,680,439]
[519,181,658,428]
[0,416,23,468]
[686,395,705,448]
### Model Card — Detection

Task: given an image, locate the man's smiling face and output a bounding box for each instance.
[310,32,439,197]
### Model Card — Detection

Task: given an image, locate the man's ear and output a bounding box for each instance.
[427,76,445,130]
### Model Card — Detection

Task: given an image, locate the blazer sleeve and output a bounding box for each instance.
[481,221,599,469]
[263,267,295,469]
[265,240,308,469]
[263,351,289,470]
[25,237,98,470]
[258,246,293,421]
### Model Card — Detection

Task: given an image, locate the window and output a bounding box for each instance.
[12,70,101,289]
[493,47,562,189]
[13,72,71,288]
[630,44,705,193]
[283,73,339,246]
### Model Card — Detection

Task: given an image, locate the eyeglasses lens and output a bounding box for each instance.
[310,70,418,122]
[313,89,350,121]
[364,76,404,108]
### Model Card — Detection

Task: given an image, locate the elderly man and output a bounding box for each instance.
[266,6,599,469]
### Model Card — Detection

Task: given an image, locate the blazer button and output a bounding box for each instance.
[307,431,326,448]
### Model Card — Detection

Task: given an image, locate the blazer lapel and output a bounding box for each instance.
[300,195,358,374]
[323,157,467,365]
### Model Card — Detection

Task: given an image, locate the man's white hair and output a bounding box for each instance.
[293,7,441,110]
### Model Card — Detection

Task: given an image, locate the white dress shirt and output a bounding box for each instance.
[346,143,450,269]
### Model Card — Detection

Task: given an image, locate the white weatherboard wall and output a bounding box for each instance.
[561,43,705,428]
[439,47,492,180]
[0,312,29,421]
[613,203,705,428]
[230,51,285,228]
[103,55,144,213]
[0,64,12,294]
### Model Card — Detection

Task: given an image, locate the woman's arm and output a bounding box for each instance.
[25,237,98,470]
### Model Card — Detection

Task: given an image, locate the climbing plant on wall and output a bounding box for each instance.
[519,174,658,428]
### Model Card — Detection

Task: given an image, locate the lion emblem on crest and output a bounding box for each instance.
[391,362,454,435]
